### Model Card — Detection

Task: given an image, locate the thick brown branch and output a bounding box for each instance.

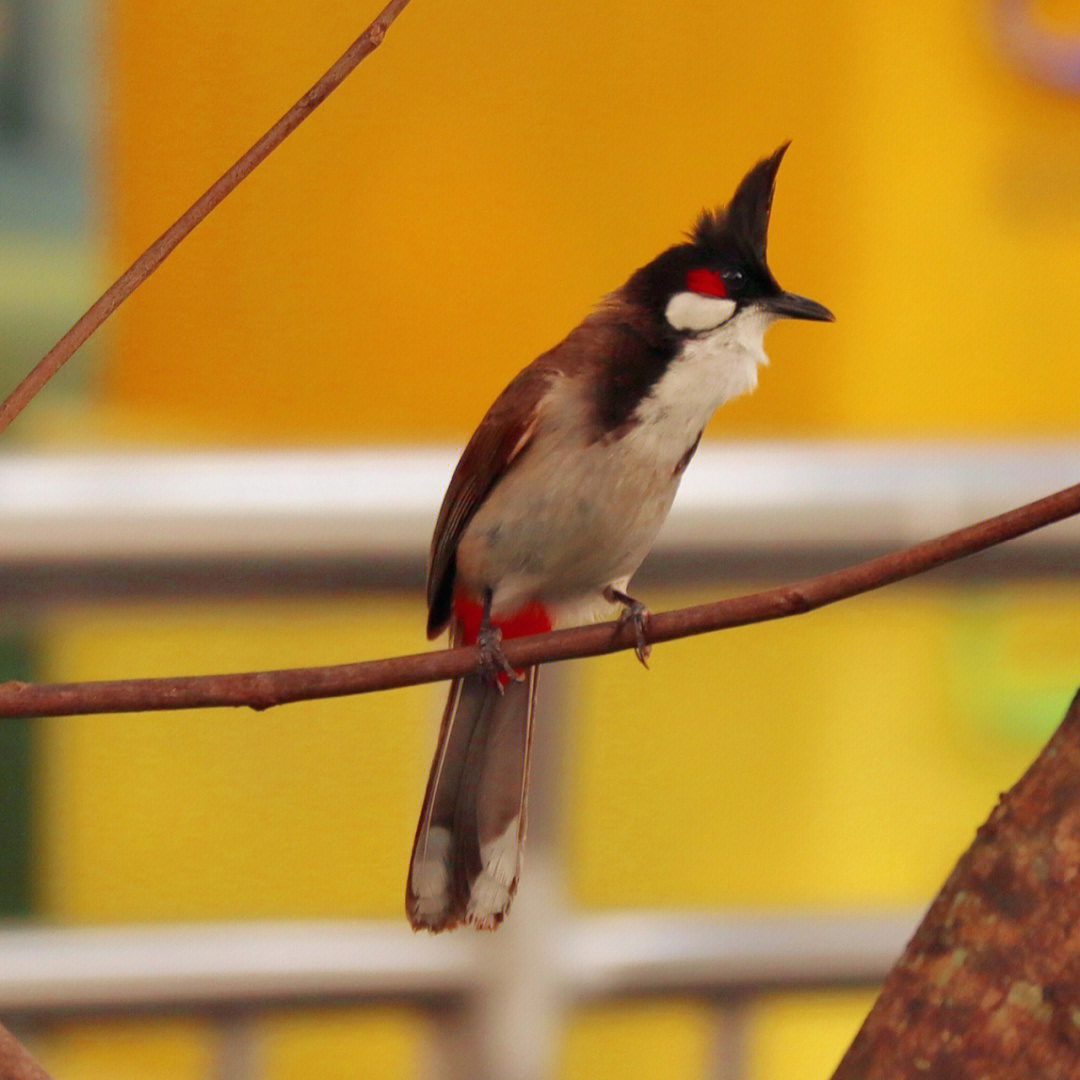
[0,1023,53,1080]
[1,480,1077,720]
[0,0,414,436]
[831,687,1080,1079]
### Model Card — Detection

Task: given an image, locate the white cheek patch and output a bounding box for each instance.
[664,291,737,333]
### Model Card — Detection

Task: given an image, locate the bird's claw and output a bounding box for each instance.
[477,625,524,692]
[605,588,651,668]
[619,600,652,667]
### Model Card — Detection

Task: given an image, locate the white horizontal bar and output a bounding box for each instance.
[0,447,449,561]
[561,908,922,997]
[0,920,474,1011]
[0,441,1076,562]
[0,910,919,1013]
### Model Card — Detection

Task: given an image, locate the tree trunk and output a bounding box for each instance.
[833,688,1080,1079]
[0,1023,53,1080]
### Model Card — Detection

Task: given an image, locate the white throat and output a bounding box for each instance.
[633,307,774,435]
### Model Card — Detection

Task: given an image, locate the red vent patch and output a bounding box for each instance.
[685,268,727,298]
[453,594,553,686]
[454,595,553,644]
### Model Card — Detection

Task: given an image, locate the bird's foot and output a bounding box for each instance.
[605,586,652,667]
[477,624,525,692]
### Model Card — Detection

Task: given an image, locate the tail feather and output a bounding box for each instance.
[406,673,483,929]
[407,646,537,932]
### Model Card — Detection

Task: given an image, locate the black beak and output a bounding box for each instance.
[763,291,834,322]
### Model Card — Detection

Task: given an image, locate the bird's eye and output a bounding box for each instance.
[725,269,745,290]
[685,268,727,298]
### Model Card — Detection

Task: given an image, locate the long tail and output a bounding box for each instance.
[407,624,538,932]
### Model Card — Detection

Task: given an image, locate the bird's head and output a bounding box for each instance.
[625,143,834,336]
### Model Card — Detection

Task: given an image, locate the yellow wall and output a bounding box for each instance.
[27,1,1080,1078]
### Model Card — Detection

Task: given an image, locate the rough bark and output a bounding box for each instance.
[833,688,1080,1079]
[0,1024,53,1080]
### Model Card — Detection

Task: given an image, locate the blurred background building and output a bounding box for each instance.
[2,1,1080,1078]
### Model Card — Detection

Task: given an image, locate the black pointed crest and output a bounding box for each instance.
[692,142,790,267]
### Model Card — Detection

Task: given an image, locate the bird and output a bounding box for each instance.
[407,143,833,931]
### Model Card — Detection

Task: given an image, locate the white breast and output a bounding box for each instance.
[630,306,775,445]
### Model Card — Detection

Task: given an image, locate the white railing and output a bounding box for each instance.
[0,909,921,1080]
[0,441,1077,562]
[0,909,920,1013]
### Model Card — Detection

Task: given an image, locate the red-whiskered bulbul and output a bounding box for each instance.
[407,144,833,932]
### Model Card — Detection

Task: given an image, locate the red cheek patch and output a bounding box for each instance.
[686,268,727,297]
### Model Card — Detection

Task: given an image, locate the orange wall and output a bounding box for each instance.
[103,0,1080,445]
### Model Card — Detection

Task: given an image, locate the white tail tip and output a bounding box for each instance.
[410,826,452,926]
[467,817,520,929]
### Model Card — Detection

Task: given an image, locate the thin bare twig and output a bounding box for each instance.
[1,480,1077,720]
[0,0,414,436]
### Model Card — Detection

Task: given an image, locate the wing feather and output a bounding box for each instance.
[426,361,556,637]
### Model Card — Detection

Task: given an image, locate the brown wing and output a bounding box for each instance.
[426,360,557,638]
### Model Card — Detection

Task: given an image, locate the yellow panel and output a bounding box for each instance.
[261,1007,420,1080]
[38,581,1080,919]
[38,595,440,920]
[34,1010,420,1080]
[750,992,875,1080]
[562,1001,710,1080]
[35,1018,211,1080]
[568,583,1074,909]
